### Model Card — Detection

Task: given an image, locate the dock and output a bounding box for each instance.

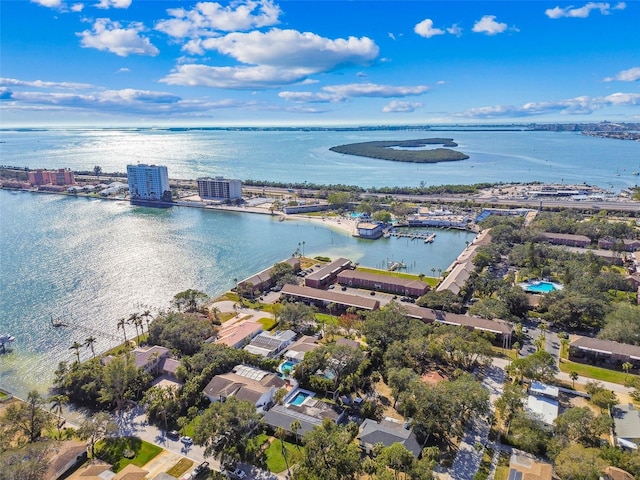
[389,231,436,242]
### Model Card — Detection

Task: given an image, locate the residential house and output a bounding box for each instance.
[132,346,171,375]
[202,364,286,410]
[263,389,346,437]
[214,320,263,349]
[357,418,422,458]
[282,335,320,363]
[525,382,559,426]
[507,453,552,480]
[244,330,297,358]
[612,403,640,450]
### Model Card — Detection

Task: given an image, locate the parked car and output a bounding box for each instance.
[193,462,209,477]
[180,436,193,445]
[231,467,247,479]
[167,430,179,440]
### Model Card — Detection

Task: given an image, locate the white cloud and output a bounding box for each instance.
[604,67,640,82]
[78,18,159,57]
[382,101,423,113]
[0,82,265,116]
[457,92,640,118]
[156,0,281,39]
[472,15,508,35]
[279,83,430,103]
[95,0,131,9]
[0,77,94,89]
[545,2,626,19]
[414,19,444,39]
[163,29,379,89]
[388,32,396,40]
[189,29,378,70]
[161,64,310,89]
[71,3,84,11]
[446,24,463,37]
[30,0,63,8]
[116,67,130,73]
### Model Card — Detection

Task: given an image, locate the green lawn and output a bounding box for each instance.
[559,359,638,386]
[257,434,302,473]
[257,317,277,331]
[95,437,162,472]
[356,266,439,286]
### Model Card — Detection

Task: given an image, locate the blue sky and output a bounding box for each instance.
[1,0,639,126]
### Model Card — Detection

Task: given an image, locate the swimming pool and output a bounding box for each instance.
[523,281,562,294]
[279,360,297,374]
[290,392,310,406]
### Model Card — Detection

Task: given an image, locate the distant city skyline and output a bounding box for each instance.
[1,0,639,126]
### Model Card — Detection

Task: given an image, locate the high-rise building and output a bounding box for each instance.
[197,176,242,200]
[126,164,170,202]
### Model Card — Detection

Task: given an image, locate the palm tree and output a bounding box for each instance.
[128,313,141,340]
[69,341,82,363]
[84,336,97,359]
[290,420,301,449]
[431,267,436,278]
[116,317,128,345]
[569,371,579,389]
[49,393,68,439]
[437,268,442,277]
[622,362,633,380]
[141,309,153,333]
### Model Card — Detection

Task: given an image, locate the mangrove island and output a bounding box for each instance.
[329,138,470,163]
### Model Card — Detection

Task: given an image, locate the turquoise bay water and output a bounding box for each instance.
[0,189,474,397]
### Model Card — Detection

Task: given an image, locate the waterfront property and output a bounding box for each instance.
[126,164,170,202]
[437,229,491,296]
[355,222,384,239]
[407,207,470,229]
[197,176,242,201]
[202,364,285,409]
[280,284,380,311]
[336,269,430,297]
[237,257,300,294]
[304,257,353,289]
[28,168,75,187]
[214,320,263,349]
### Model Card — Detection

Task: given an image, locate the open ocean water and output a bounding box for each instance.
[0,127,638,397]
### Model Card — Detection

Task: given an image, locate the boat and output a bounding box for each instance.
[632,171,639,176]
[0,333,16,353]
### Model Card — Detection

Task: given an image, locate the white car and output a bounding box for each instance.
[232,468,247,479]
[180,436,193,445]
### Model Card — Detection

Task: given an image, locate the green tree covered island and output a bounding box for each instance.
[329,138,470,163]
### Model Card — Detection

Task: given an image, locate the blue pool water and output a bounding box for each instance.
[290,392,310,406]
[280,360,297,374]
[524,281,561,293]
